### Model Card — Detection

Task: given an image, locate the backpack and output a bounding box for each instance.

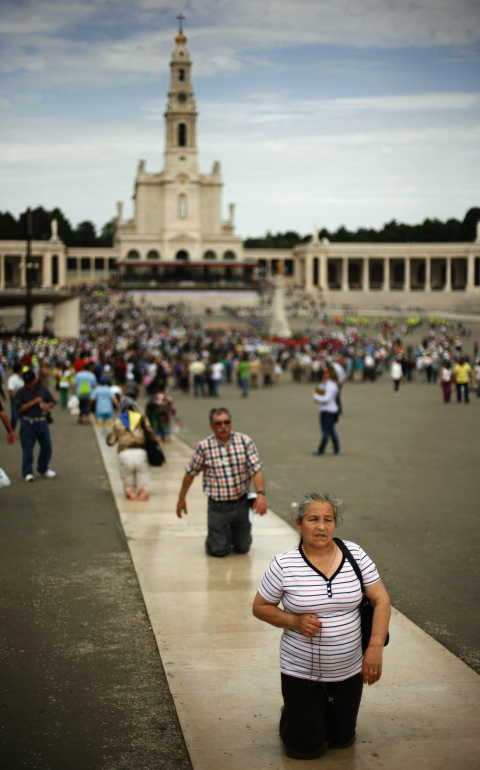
[78,378,92,397]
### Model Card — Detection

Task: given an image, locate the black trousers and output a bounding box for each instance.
[206,495,251,557]
[280,673,363,754]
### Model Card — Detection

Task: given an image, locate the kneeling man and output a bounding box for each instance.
[176,408,267,556]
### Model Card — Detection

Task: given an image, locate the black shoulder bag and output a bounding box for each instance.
[142,420,166,467]
[333,537,390,653]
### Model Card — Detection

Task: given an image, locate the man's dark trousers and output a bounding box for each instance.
[10,397,19,431]
[19,419,52,477]
[206,494,251,557]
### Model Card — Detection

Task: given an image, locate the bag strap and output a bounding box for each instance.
[333,537,364,593]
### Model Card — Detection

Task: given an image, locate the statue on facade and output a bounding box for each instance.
[270,259,292,338]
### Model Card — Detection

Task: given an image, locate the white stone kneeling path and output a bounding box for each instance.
[94,427,480,770]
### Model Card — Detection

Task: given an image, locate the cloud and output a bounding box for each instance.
[1,0,479,88]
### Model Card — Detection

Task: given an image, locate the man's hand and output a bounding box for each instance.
[176,497,187,518]
[7,432,15,445]
[293,613,321,637]
[252,494,267,516]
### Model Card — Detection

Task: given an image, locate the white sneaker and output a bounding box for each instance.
[39,469,56,479]
[24,474,34,482]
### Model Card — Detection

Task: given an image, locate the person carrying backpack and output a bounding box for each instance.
[74,362,97,424]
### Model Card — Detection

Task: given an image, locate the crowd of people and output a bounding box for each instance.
[0,296,478,409]
[0,292,478,489]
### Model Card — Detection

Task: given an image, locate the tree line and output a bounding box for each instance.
[244,207,480,248]
[0,206,115,247]
[0,205,478,248]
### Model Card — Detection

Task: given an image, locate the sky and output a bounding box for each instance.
[1,0,479,238]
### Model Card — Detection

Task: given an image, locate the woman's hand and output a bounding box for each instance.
[362,647,383,685]
[362,579,390,686]
[293,613,321,637]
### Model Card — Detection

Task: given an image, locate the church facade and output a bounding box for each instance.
[1,25,479,310]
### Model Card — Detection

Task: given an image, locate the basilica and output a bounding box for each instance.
[1,24,479,312]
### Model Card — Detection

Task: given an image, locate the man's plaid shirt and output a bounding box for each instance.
[185,431,263,501]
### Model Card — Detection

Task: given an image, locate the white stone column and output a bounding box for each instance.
[362,258,369,292]
[58,249,67,288]
[383,257,390,291]
[304,255,313,292]
[20,259,26,287]
[467,253,475,290]
[319,254,327,291]
[342,258,349,291]
[0,255,4,290]
[404,258,410,291]
[424,257,431,292]
[445,257,451,291]
[44,253,52,288]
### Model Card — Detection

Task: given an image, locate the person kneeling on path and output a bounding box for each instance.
[15,369,56,482]
[253,492,391,760]
[176,407,268,557]
[106,396,156,502]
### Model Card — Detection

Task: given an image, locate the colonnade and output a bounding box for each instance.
[293,253,479,294]
[0,250,66,290]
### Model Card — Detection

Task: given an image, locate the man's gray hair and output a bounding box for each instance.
[295,492,344,525]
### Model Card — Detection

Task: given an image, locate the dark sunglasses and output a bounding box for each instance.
[213,420,231,426]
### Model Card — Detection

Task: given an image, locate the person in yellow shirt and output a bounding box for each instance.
[452,357,472,403]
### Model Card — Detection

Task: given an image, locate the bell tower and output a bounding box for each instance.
[164,15,198,176]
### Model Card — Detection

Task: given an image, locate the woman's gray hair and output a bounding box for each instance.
[295,492,344,526]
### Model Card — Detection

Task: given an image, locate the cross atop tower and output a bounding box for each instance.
[177,13,185,33]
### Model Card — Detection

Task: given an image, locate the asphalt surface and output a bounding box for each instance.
[0,409,192,770]
[175,368,480,674]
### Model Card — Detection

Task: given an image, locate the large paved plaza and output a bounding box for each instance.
[177,366,480,672]
[0,353,479,769]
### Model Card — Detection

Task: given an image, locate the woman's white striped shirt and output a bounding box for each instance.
[258,541,380,682]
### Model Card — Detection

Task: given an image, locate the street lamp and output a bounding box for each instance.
[18,259,40,332]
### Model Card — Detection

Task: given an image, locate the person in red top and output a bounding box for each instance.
[73,354,86,373]
[115,357,127,386]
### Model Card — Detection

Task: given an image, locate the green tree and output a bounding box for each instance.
[0,211,20,239]
[74,221,97,247]
[97,218,116,247]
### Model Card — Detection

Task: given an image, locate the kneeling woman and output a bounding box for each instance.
[106,397,156,501]
[253,492,390,760]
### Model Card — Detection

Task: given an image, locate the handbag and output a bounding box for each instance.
[142,420,166,467]
[333,538,390,653]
